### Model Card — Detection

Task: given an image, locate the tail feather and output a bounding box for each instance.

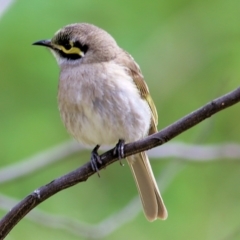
[127,152,168,221]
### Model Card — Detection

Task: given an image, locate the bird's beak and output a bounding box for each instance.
[32,39,53,48]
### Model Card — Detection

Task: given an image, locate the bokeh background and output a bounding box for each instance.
[1,0,240,239]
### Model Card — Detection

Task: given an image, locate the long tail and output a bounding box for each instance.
[126,152,168,221]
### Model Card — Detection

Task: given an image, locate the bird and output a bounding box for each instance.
[33,23,168,221]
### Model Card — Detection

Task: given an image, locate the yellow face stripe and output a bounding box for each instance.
[52,43,83,56]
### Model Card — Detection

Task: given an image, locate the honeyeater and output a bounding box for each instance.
[33,23,168,221]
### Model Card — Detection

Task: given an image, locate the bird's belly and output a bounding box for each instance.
[58,62,152,146]
[59,92,151,146]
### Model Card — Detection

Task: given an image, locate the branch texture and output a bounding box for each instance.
[0,87,239,239]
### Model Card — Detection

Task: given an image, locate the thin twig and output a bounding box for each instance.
[0,140,81,183]
[1,141,240,184]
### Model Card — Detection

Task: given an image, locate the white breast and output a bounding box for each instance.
[58,62,151,146]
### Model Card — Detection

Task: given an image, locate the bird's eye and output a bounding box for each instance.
[63,42,72,50]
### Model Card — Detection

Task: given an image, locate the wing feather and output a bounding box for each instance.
[115,50,158,134]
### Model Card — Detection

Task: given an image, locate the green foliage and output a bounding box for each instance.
[1,0,240,239]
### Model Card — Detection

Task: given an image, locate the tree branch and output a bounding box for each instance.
[2,141,240,185]
[0,86,240,239]
[0,162,184,239]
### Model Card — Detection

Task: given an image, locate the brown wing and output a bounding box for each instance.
[115,50,158,135]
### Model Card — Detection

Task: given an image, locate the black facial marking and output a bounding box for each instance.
[55,35,71,50]
[53,32,89,60]
[56,50,82,60]
[74,41,89,54]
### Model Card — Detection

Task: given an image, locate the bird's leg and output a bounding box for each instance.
[113,139,125,166]
[91,145,102,176]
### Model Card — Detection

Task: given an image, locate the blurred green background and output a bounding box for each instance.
[1,0,240,239]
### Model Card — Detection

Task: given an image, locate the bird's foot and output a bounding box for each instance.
[113,139,125,166]
[91,145,102,176]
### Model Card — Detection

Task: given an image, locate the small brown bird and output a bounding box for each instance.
[33,23,168,221]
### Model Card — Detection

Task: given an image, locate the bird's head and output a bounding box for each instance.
[33,23,119,66]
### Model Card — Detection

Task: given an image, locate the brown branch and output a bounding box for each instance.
[0,87,240,239]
